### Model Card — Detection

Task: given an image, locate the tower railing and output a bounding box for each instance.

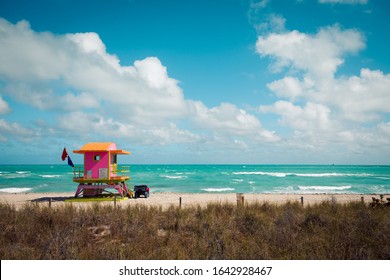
[72,165,130,182]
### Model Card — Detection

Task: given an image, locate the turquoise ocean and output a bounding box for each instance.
[0,164,390,195]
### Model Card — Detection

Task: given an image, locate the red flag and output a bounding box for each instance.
[61,147,68,161]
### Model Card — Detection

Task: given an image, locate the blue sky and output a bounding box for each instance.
[0,0,389,164]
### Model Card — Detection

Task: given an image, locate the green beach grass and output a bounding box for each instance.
[0,200,389,260]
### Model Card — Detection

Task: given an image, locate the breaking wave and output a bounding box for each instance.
[202,188,235,192]
[160,175,188,179]
[232,171,371,178]
[298,186,352,191]
[232,171,288,177]
[0,187,32,193]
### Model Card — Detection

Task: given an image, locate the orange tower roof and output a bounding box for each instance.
[73,142,130,154]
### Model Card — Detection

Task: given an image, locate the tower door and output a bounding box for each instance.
[99,168,108,179]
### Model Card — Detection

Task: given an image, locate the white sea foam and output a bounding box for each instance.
[298,186,352,191]
[295,173,358,177]
[375,176,390,180]
[160,175,187,179]
[368,185,388,192]
[40,175,61,178]
[1,173,31,179]
[232,179,244,182]
[0,187,32,193]
[274,186,295,193]
[202,188,235,192]
[232,171,288,177]
[16,171,30,174]
[233,171,370,178]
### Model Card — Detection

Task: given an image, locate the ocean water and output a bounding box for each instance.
[0,164,389,194]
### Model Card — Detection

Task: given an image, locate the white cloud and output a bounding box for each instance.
[267,68,390,122]
[191,101,279,142]
[0,18,188,126]
[4,84,99,111]
[378,122,390,139]
[57,111,200,146]
[257,21,390,158]
[1,16,387,163]
[325,69,390,122]
[258,100,390,153]
[250,0,269,9]
[60,92,100,111]
[192,102,260,133]
[66,32,124,74]
[0,96,11,115]
[248,0,275,34]
[257,23,390,123]
[256,25,365,79]
[134,57,176,90]
[319,0,368,4]
[261,101,336,132]
[255,13,287,34]
[1,17,281,152]
[267,76,315,101]
[0,119,35,142]
[0,19,69,81]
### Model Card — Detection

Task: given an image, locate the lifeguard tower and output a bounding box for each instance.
[72,142,132,198]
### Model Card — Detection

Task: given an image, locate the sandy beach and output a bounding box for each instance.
[0,192,382,209]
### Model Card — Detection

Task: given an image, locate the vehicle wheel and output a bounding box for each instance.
[145,192,149,198]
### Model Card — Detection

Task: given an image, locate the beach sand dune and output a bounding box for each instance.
[0,192,382,209]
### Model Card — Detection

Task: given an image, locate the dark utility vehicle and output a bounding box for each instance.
[134,185,150,198]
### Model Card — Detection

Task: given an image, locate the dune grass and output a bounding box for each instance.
[0,201,389,259]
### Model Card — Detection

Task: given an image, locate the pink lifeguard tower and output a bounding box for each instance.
[72,142,132,198]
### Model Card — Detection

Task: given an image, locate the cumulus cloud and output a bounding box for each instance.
[0,96,11,115]
[257,23,390,123]
[2,14,387,163]
[260,101,351,150]
[0,18,276,151]
[256,25,365,79]
[0,19,69,81]
[0,119,35,142]
[191,101,279,142]
[261,101,335,132]
[319,0,368,4]
[325,69,390,122]
[267,76,315,101]
[57,111,200,146]
[259,100,390,153]
[264,67,390,123]
[257,19,390,156]
[378,122,390,137]
[255,13,287,34]
[0,18,188,123]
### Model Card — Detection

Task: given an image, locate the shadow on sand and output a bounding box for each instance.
[30,196,72,203]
